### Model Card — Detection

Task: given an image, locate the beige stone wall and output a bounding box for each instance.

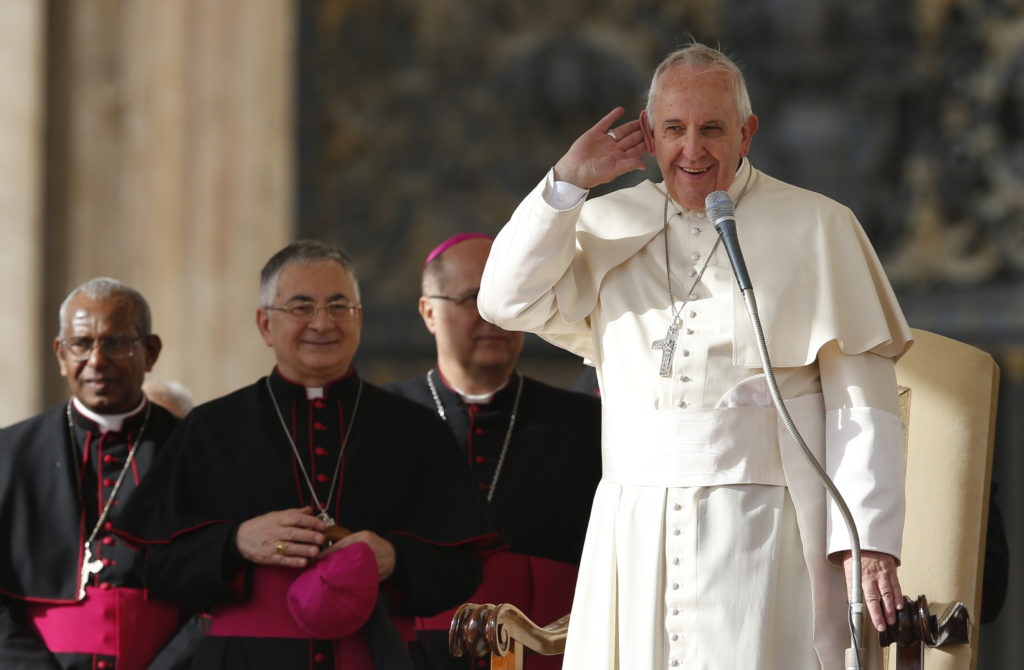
[0,1,45,427]
[39,0,294,410]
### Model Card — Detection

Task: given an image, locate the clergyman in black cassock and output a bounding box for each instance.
[387,233,602,670]
[0,278,196,670]
[114,240,499,670]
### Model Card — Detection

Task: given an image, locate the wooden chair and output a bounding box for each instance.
[450,329,1000,670]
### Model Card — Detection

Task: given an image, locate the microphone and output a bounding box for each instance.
[704,191,752,292]
[704,190,867,667]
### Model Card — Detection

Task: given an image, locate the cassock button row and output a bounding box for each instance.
[671,633,680,642]
[687,269,697,277]
[687,311,697,319]
[104,522,114,530]
[97,661,110,669]
[691,227,702,235]
[314,422,326,430]
[314,652,327,663]
[102,454,117,463]
[100,582,112,590]
[671,659,680,667]
[679,375,691,383]
[315,447,328,456]
[102,536,115,545]
[677,400,688,408]
[672,582,680,590]
[685,328,694,335]
[673,503,682,511]
[314,400,326,409]
[681,350,690,357]
[102,478,115,487]
[691,252,701,261]
[102,558,114,567]
[316,473,330,483]
[671,608,680,615]
[474,428,485,435]
[474,455,487,464]
[672,557,680,565]
[672,528,681,536]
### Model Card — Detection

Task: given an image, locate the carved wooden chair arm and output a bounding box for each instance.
[878,595,970,669]
[449,603,569,660]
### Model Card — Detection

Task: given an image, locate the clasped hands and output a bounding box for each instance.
[236,506,395,580]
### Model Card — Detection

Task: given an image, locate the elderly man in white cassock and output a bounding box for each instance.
[478,41,912,669]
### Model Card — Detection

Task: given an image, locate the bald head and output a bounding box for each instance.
[418,235,523,394]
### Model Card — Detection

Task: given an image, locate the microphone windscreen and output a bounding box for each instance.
[705,191,735,222]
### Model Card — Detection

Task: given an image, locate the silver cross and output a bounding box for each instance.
[78,542,104,600]
[652,322,679,377]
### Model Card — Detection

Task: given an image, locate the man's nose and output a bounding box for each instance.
[308,306,334,328]
[680,130,705,159]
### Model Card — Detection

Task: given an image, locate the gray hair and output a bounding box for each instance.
[259,240,361,307]
[58,277,152,340]
[645,42,753,129]
[142,378,195,418]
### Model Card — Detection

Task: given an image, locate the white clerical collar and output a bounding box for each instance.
[448,377,511,405]
[306,387,325,400]
[72,396,147,433]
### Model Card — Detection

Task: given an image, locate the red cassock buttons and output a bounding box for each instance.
[315,447,328,456]
[316,473,330,483]
[314,400,326,409]
[102,478,115,487]
[97,661,110,669]
[314,653,327,663]
[102,454,117,464]
[314,422,326,430]
[102,537,116,546]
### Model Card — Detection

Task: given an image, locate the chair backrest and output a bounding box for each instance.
[889,329,1000,670]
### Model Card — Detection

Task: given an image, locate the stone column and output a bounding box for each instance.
[42,0,293,408]
[0,1,45,427]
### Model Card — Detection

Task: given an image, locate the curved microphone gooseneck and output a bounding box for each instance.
[704,190,866,670]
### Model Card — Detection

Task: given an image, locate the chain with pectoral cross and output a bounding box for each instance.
[652,192,721,377]
[66,400,151,600]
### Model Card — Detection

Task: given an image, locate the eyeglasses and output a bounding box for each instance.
[61,335,147,361]
[265,302,362,322]
[425,292,478,308]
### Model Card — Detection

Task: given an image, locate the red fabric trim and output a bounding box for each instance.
[112,518,231,546]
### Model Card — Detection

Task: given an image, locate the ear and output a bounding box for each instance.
[739,113,759,158]
[256,308,274,346]
[142,334,163,372]
[418,296,439,335]
[639,110,656,154]
[54,337,70,379]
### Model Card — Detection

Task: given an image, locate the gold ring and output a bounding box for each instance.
[276,541,286,556]
[607,129,618,140]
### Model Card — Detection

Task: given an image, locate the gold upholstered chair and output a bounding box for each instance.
[449,329,1001,670]
[879,329,1000,670]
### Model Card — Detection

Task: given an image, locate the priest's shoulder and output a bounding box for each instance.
[361,380,449,431]
[0,402,67,449]
[582,179,663,222]
[752,170,860,227]
[520,375,600,416]
[379,375,431,405]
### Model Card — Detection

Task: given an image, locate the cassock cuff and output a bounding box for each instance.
[825,407,906,562]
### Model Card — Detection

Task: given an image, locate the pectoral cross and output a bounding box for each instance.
[652,322,679,377]
[78,542,103,600]
[317,509,335,526]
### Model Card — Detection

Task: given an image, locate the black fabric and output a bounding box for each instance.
[114,369,499,669]
[386,372,601,566]
[0,401,193,669]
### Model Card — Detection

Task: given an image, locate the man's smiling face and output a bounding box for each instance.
[640,64,758,210]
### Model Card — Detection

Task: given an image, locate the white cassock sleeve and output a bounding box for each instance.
[819,339,906,562]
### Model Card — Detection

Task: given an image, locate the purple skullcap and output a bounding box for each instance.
[286,542,378,638]
[423,233,495,268]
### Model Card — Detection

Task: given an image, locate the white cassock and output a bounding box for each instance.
[478,158,913,670]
